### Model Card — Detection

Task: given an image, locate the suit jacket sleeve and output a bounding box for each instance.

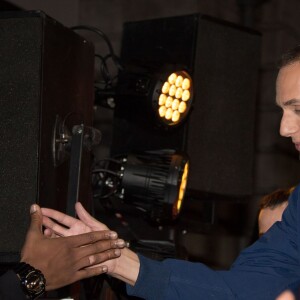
[127,184,300,300]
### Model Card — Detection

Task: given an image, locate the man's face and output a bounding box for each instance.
[277,62,300,151]
[258,202,288,236]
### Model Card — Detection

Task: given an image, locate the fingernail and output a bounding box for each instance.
[114,249,121,256]
[115,239,125,247]
[89,255,96,264]
[109,231,117,239]
[30,204,37,214]
[102,266,108,273]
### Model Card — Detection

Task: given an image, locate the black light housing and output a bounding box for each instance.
[119,149,189,222]
[92,149,189,223]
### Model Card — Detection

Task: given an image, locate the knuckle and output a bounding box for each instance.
[93,241,105,252]
[92,250,117,265]
[87,232,96,243]
[110,240,118,248]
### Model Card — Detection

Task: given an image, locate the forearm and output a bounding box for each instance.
[109,247,140,286]
[127,255,235,300]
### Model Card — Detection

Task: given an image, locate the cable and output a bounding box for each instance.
[71,25,115,55]
[70,25,123,72]
[92,168,119,176]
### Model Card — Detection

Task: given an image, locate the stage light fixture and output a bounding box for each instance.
[153,70,193,126]
[114,68,194,129]
[92,149,189,223]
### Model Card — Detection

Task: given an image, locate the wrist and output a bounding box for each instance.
[13,262,46,299]
[110,247,140,286]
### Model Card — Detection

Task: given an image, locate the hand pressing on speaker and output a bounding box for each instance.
[21,204,126,291]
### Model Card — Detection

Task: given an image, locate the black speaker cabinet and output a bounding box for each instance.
[0,11,94,263]
[111,14,261,198]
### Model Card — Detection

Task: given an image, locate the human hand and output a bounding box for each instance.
[21,204,124,291]
[41,202,121,274]
[42,203,140,286]
[42,202,108,238]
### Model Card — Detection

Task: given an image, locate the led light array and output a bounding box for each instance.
[157,71,192,125]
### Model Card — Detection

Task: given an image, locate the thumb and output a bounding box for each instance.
[76,202,109,230]
[28,204,43,235]
[76,202,98,224]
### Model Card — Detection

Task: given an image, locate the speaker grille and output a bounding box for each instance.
[0,11,94,262]
[111,14,261,197]
[0,16,42,259]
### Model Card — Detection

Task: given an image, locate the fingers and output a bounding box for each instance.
[43,227,59,238]
[28,204,43,235]
[65,230,119,248]
[42,207,78,228]
[87,245,122,266]
[76,202,108,230]
[74,239,124,270]
[42,215,70,237]
[20,204,43,261]
[75,265,110,282]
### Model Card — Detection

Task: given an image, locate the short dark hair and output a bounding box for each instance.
[260,187,295,210]
[278,45,300,69]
